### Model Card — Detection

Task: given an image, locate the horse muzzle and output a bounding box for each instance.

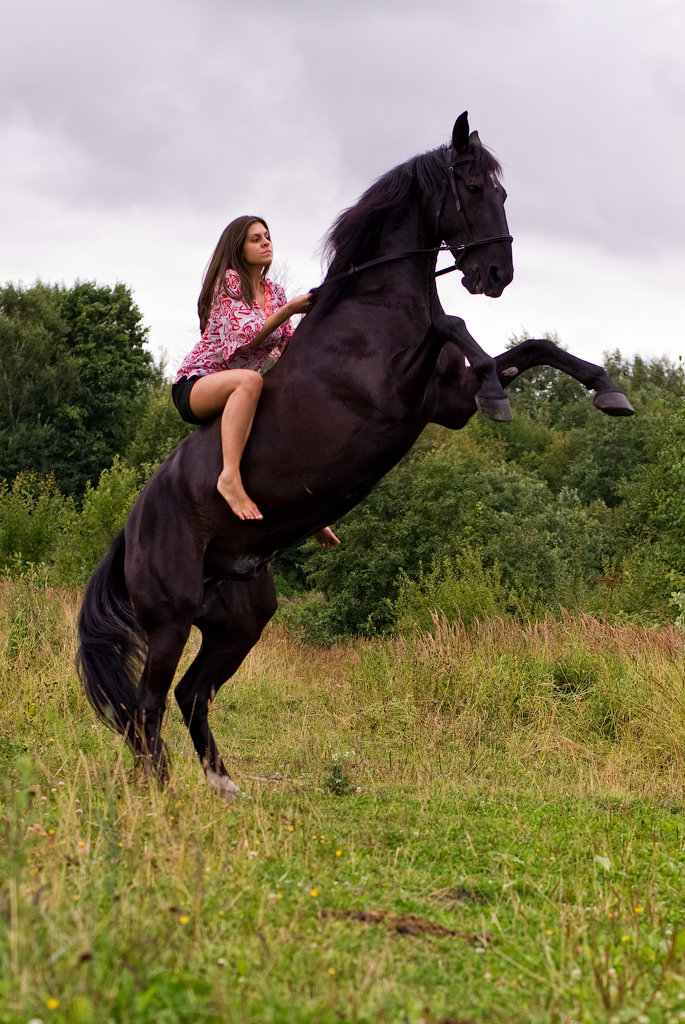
[460,258,513,298]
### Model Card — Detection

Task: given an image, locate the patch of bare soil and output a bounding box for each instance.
[319,907,489,944]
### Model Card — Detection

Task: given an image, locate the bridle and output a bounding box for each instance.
[321,147,513,287]
[433,148,513,277]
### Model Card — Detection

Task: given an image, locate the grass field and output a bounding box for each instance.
[2,579,685,1023]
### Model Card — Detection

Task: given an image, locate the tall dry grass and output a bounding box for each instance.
[3,580,685,1023]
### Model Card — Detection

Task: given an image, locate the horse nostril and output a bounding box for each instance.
[489,265,502,285]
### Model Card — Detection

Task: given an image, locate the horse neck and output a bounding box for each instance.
[367,198,436,294]
[326,190,437,304]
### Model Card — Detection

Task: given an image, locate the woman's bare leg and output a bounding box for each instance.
[216,378,263,518]
[189,370,264,519]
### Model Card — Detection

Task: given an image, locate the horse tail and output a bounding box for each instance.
[76,530,147,744]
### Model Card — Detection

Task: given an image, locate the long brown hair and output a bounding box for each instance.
[198,216,271,332]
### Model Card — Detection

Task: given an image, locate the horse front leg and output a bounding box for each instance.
[433,314,512,422]
[174,569,278,801]
[495,338,635,415]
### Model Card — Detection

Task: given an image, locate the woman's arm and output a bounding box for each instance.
[242,292,312,350]
[217,290,312,361]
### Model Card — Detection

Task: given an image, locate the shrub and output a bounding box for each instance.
[276,591,348,647]
[51,458,142,586]
[302,432,613,636]
[393,549,516,634]
[0,473,76,574]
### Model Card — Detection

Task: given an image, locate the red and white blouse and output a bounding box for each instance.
[175,269,294,381]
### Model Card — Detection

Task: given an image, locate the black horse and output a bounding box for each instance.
[77,113,633,797]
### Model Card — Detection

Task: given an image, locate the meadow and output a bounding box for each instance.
[2,578,685,1024]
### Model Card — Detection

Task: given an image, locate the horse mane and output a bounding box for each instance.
[322,141,503,278]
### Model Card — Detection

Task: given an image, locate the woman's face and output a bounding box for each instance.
[242,221,273,269]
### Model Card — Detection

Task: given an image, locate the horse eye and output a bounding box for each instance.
[466,185,482,195]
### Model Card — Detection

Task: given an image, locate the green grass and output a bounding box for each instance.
[2,580,685,1023]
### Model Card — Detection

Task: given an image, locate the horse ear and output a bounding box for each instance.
[452,112,470,154]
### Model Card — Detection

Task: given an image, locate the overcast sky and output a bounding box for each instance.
[2,0,684,376]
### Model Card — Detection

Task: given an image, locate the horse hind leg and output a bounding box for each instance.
[124,518,205,783]
[78,530,194,784]
[132,619,194,783]
[174,570,278,801]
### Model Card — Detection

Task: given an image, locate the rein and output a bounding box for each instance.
[320,148,513,288]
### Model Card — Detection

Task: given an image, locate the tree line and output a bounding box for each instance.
[1,281,683,639]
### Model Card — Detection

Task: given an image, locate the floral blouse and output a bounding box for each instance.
[175,269,294,381]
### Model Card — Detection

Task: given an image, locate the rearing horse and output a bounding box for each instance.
[77,113,633,797]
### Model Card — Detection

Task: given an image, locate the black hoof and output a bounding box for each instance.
[476,394,513,422]
[593,391,635,417]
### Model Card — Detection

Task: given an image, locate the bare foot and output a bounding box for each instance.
[217,472,263,520]
[314,527,340,547]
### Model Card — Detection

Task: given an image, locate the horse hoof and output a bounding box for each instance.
[476,395,513,422]
[206,769,242,803]
[593,391,635,416]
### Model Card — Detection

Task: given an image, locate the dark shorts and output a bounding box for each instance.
[171,375,203,426]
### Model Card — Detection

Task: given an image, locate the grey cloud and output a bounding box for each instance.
[1,0,684,260]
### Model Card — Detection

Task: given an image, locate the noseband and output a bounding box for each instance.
[324,148,513,286]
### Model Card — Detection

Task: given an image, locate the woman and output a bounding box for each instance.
[173,215,339,546]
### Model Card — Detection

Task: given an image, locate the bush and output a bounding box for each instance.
[302,430,613,637]
[52,457,143,586]
[276,591,345,646]
[609,401,685,621]
[0,473,76,574]
[392,549,516,634]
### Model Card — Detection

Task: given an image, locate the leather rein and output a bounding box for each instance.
[321,148,513,287]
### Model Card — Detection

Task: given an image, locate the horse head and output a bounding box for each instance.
[435,112,513,298]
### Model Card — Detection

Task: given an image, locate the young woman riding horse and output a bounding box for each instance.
[78,112,633,798]
[173,215,339,545]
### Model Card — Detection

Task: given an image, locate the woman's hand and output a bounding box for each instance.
[286,292,313,316]
[251,291,313,349]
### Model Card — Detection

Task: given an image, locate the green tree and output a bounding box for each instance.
[0,280,162,494]
[124,382,195,473]
[603,350,685,403]
[0,283,67,486]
